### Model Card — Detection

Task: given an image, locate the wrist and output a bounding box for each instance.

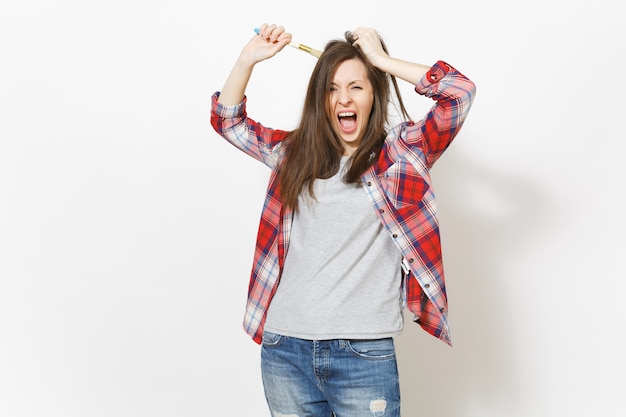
[369,54,393,73]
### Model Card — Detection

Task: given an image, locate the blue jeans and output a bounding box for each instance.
[261,331,401,417]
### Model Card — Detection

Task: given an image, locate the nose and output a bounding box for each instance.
[337,88,353,106]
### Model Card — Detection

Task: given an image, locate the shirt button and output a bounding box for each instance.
[439,307,445,313]
[367,181,372,186]
[424,283,430,288]
[392,234,398,238]
[379,209,384,213]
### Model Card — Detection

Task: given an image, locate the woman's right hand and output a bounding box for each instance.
[239,23,292,66]
[217,23,292,106]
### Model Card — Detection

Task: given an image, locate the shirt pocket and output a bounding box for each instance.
[380,159,429,211]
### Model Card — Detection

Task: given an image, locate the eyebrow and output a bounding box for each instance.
[329,80,365,87]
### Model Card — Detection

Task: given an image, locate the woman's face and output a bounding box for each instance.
[327,58,374,156]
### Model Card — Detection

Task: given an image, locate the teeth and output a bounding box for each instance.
[338,112,355,117]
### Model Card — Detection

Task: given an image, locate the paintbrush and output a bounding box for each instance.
[254,28,322,58]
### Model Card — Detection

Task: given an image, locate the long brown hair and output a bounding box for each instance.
[278,37,410,211]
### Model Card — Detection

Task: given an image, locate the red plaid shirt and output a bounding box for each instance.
[211,61,475,346]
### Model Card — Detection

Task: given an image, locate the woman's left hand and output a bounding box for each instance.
[349,27,387,65]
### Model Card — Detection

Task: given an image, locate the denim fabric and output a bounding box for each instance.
[261,331,401,417]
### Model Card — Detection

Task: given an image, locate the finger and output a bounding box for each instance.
[258,23,269,38]
[258,23,277,40]
[344,30,358,44]
[269,25,285,43]
[276,31,292,45]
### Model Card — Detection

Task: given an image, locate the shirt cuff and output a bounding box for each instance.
[211,92,246,118]
[415,61,452,94]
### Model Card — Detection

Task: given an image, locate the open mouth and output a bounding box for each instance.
[338,111,357,133]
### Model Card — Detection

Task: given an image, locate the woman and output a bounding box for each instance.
[211,23,476,417]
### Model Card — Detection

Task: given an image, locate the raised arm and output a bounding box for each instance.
[217,24,292,106]
[349,27,476,166]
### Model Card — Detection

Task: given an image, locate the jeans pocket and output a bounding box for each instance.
[261,331,283,347]
[346,338,396,360]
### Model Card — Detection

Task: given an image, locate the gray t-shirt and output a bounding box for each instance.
[264,157,403,340]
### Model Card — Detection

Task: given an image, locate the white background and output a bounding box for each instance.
[1,1,624,416]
